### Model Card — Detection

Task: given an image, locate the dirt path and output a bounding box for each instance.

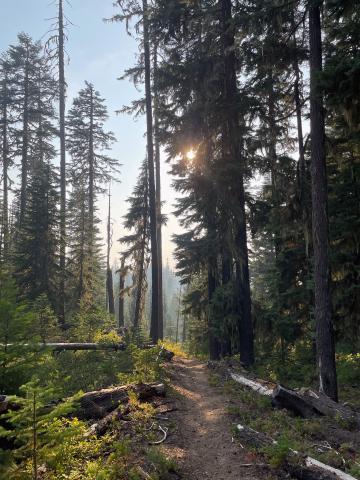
[163,357,267,480]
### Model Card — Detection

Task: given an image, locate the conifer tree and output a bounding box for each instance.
[66,82,118,310]
[0,55,16,263]
[322,0,360,350]
[66,178,92,309]
[120,160,150,331]
[13,51,59,310]
[309,0,337,401]
[110,0,162,342]
[67,82,118,238]
[7,34,44,228]
[45,0,69,327]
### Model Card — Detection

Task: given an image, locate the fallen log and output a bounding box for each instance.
[272,385,360,426]
[1,343,175,362]
[0,383,166,421]
[272,385,319,418]
[90,409,125,435]
[285,463,338,480]
[235,424,357,480]
[228,371,273,396]
[229,370,360,426]
[1,342,127,352]
[76,382,166,420]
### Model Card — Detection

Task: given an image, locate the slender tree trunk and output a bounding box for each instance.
[153,45,164,340]
[291,11,310,258]
[267,73,282,258]
[221,0,254,366]
[106,186,115,314]
[293,45,306,184]
[88,86,95,270]
[58,0,66,326]
[182,313,186,343]
[118,257,125,328]
[175,285,182,343]
[208,258,220,360]
[36,80,51,298]
[309,1,338,401]
[221,252,232,356]
[20,47,29,228]
[78,188,85,300]
[142,0,160,342]
[1,73,9,261]
[134,183,149,330]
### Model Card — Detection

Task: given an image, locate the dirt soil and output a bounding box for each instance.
[163,357,279,480]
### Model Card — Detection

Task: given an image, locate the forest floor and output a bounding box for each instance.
[162,357,273,480]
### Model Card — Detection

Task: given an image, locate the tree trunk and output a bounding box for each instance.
[58,0,66,327]
[118,257,125,328]
[309,1,338,401]
[182,313,186,343]
[106,270,115,315]
[106,186,115,314]
[88,85,95,289]
[221,252,232,356]
[19,46,29,228]
[291,9,310,259]
[175,285,182,343]
[208,258,220,360]
[1,71,9,261]
[142,0,160,343]
[153,45,164,341]
[134,186,148,330]
[221,0,254,366]
[78,188,85,300]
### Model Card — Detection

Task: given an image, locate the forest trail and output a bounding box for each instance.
[163,357,264,480]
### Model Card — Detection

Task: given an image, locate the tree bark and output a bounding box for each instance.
[142,0,160,343]
[134,185,149,330]
[221,0,254,366]
[291,9,310,259]
[19,45,29,228]
[58,0,67,327]
[309,1,338,401]
[118,257,125,328]
[208,258,220,360]
[1,69,9,261]
[78,187,85,300]
[153,45,164,340]
[106,186,115,314]
[88,85,95,252]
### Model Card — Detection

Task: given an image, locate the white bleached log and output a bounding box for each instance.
[229,371,273,396]
[305,457,356,480]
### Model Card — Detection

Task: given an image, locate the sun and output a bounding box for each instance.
[186,149,196,161]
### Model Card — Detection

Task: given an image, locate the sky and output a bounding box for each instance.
[0,0,180,268]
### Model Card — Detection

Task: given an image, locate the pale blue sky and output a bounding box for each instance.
[0,0,179,267]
